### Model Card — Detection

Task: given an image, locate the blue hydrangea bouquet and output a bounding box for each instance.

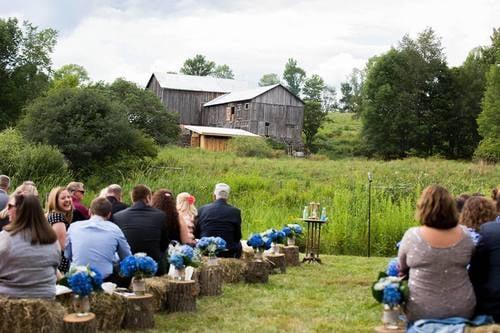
[282,224,303,245]
[196,236,227,258]
[246,233,272,260]
[66,265,103,296]
[119,252,158,279]
[168,244,201,270]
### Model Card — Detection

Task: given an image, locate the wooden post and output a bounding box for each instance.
[121,294,155,330]
[283,245,300,266]
[245,260,269,283]
[265,253,286,274]
[199,265,223,296]
[166,280,197,312]
[63,313,97,333]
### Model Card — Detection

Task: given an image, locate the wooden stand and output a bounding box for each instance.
[199,265,223,296]
[167,280,197,312]
[283,245,300,266]
[265,253,286,274]
[374,326,405,333]
[302,218,327,263]
[121,294,155,330]
[63,313,97,333]
[245,260,269,283]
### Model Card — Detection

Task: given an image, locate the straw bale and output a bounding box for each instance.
[88,293,126,331]
[0,297,65,333]
[144,276,170,311]
[466,325,500,333]
[217,258,247,283]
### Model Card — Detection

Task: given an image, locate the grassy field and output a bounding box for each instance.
[110,255,388,333]
[315,112,362,159]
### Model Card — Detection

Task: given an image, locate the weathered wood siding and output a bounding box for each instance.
[202,85,304,144]
[200,135,230,152]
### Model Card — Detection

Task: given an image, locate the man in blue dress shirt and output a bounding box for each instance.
[65,197,131,284]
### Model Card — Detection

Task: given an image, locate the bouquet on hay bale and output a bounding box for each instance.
[246,233,272,260]
[196,236,227,265]
[63,265,103,316]
[119,253,158,295]
[168,243,201,280]
[262,228,287,254]
[282,223,303,246]
[372,258,408,329]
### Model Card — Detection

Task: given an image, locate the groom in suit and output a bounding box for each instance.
[195,183,242,258]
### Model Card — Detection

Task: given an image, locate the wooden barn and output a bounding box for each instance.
[203,84,304,146]
[183,125,260,152]
[146,73,253,125]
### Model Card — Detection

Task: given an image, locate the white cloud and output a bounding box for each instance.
[38,0,499,89]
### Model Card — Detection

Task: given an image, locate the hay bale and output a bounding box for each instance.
[0,297,65,333]
[217,258,247,283]
[466,325,500,333]
[144,276,170,311]
[89,293,126,331]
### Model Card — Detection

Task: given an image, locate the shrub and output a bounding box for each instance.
[228,137,273,158]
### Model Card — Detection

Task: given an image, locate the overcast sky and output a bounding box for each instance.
[1,0,499,89]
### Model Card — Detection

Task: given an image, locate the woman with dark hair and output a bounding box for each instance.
[0,194,60,298]
[46,186,73,273]
[492,187,500,219]
[398,185,475,322]
[151,189,180,243]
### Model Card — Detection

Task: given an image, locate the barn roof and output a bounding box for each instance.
[203,84,279,107]
[148,73,254,93]
[183,125,260,138]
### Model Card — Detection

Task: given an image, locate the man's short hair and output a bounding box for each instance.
[107,184,122,196]
[90,197,112,217]
[214,183,230,200]
[67,181,85,193]
[131,184,151,203]
[0,175,10,190]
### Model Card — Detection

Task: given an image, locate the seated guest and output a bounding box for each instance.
[46,187,73,273]
[176,192,197,245]
[398,185,475,322]
[0,182,39,230]
[492,186,500,220]
[113,185,169,275]
[469,196,500,322]
[106,184,129,219]
[151,189,181,243]
[65,197,131,284]
[67,181,90,222]
[0,175,10,210]
[0,194,60,298]
[195,183,242,258]
[460,196,497,245]
[455,193,471,214]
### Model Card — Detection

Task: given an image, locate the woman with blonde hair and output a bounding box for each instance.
[398,185,475,322]
[176,192,197,245]
[46,186,73,273]
[0,194,60,298]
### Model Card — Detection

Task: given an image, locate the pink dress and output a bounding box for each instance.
[179,212,196,245]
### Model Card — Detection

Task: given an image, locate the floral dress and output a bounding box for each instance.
[47,212,70,273]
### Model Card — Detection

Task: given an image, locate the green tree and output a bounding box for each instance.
[211,64,234,79]
[474,64,500,162]
[302,100,327,151]
[180,54,216,76]
[303,74,325,102]
[258,73,280,86]
[104,78,180,145]
[19,87,157,175]
[322,85,338,112]
[283,58,306,97]
[51,64,89,89]
[339,82,354,113]
[0,18,57,129]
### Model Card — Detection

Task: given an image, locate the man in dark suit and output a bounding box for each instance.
[195,183,242,258]
[105,184,128,220]
[113,184,169,275]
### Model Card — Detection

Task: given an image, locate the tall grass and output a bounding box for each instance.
[82,147,497,257]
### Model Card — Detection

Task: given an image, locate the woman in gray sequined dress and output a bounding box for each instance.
[398,185,475,322]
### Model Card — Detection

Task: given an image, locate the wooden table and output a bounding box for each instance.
[301,218,327,263]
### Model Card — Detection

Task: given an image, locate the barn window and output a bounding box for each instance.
[244,103,249,110]
[265,122,270,137]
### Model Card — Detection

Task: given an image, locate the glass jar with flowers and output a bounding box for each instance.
[119,253,158,295]
[372,258,408,330]
[168,244,201,280]
[262,228,286,254]
[246,233,272,260]
[65,265,103,317]
[196,236,227,266]
[282,224,303,246]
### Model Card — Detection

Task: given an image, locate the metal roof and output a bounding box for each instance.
[203,84,280,107]
[183,125,260,137]
[151,73,254,93]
